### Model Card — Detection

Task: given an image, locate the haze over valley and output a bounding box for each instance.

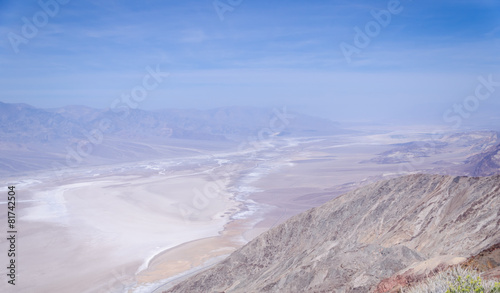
[1,102,499,292]
[1,1,500,292]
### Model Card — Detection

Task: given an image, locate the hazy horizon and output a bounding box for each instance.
[1,0,499,124]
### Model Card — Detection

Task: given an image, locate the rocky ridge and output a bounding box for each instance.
[166,174,500,293]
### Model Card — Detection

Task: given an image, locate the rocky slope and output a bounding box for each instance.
[463,243,500,280]
[166,174,500,293]
[465,143,500,177]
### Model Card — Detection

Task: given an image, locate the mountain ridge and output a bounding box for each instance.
[0,101,346,176]
[166,173,500,293]
[1,102,345,142]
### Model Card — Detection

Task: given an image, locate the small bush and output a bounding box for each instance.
[445,274,484,292]
[401,267,500,293]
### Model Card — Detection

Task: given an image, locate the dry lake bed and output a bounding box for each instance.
[1,128,495,293]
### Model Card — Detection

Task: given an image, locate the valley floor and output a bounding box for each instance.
[1,127,496,293]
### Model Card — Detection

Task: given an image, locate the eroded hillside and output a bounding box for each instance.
[166,174,500,293]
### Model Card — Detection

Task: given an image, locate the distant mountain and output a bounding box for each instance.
[0,101,346,176]
[365,131,498,171]
[0,102,84,143]
[1,102,344,143]
[464,142,500,176]
[166,174,500,293]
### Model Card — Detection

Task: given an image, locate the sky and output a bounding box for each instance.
[0,0,499,123]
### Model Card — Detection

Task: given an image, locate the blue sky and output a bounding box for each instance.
[0,0,499,122]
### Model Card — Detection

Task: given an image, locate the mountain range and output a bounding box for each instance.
[0,102,345,143]
[0,101,345,176]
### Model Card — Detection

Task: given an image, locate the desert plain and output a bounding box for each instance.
[1,127,497,293]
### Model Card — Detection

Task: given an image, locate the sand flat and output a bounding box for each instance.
[133,217,260,293]
[2,163,239,293]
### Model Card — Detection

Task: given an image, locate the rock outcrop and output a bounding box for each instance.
[463,242,500,280]
[166,174,500,293]
[465,143,500,176]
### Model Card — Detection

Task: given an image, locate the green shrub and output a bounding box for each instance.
[445,274,484,293]
[401,267,500,293]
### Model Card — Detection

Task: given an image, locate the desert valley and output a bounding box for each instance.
[1,102,499,292]
[2,1,500,292]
